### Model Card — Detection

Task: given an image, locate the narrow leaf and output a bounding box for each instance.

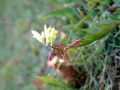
[36,76,58,85]
[39,7,77,19]
[79,22,119,46]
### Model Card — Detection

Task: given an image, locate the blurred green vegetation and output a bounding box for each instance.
[0,0,120,90]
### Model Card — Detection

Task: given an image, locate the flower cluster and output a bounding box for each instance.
[31,25,58,46]
[31,25,81,89]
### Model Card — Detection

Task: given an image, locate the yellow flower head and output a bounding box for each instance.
[31,25,58,46]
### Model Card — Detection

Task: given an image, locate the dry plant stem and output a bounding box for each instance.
[75,49,82,61]
[80,50,99,89]
[99,64,106,90]
[48,45,69,51]
[84,62,99,89]
[99,55,108,90]
[48,45,62,51]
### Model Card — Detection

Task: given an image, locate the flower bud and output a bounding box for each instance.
[66,39,80,49]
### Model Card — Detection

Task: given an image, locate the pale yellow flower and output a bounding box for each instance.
[31,25,58,46]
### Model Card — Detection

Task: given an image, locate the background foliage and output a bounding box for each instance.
[0,0,120,90]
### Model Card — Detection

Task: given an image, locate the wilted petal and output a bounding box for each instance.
[48,53,55,61]
[47,56,58,67]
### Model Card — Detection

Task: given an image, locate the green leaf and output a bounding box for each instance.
[72,15,92,33]
[79,21,119,46]
[36,76,57,84]
[36,76,63,87]
[36,76,71,89]
[39,7,78,20]
[110,8,120,21]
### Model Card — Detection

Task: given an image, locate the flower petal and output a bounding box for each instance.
[31,30,41,42]
[44,25,49,37]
